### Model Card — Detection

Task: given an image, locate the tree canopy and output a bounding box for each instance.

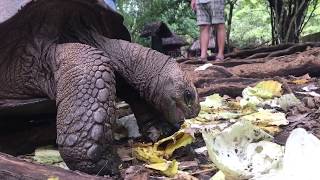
[117,0,320,48]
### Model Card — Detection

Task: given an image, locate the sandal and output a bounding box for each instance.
[195,57,208,61]
[215,55,224,61]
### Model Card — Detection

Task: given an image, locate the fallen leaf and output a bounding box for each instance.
[174,171,199,180]
[194,63,213,71]
[254,80,283,98]
[145,160,179,177]
[275,93,302,111]
[200,94,225,109]
[179,161,199,170]
[291,79,310,85]
[241,109,288,126]
[259,126,282,136]
[33,147,63,165]
[286,113,309,123]
[133,130,194,176]
[163,133,193,158]
[123,166,151,180]
[290,74,311,85]
[133,144,166,164]
[240,81,283,108]
[47,177,59,180]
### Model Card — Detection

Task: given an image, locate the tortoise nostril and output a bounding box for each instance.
[173,120,185,130]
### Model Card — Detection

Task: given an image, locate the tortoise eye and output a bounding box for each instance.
[184,90,193,107]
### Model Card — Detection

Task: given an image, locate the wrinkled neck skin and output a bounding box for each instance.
[93,36,176,110]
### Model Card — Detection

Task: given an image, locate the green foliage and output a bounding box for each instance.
[301,3,320,36]
[228,0,272,48]
[117,0,320,48]
[117,0,197,45]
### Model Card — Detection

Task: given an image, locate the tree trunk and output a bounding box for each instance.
[267,0,317,44]
[226,1,236,52]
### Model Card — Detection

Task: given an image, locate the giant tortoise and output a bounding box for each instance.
[0,0,200,175]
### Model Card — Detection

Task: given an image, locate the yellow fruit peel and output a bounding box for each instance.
[253,80,283,98]
[145,160,179,177]
[133,144,166,164]
[133,130,193,177]
[164,133,193,158]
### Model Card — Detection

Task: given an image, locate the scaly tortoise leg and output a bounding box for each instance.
[53,43,119,175]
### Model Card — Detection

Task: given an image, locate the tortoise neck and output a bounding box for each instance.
[97,37,172,103]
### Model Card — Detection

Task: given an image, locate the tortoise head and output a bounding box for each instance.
[152,61,201,128]
[96,38,201,130]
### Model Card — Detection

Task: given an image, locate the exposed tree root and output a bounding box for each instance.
[181,47,320,99]
[225,43,295,59]
[196,77,260,98]
[245,42,320,59]
[229,48,320,78]
[225,42,320,59]
[0,153,111,180]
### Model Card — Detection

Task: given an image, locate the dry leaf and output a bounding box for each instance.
[145,160,179,177]
[123,166,151,180]
[164,133,193,158]
[174,171,199,180]
[241,109,288,126]
[254,80,283,98]
[290,74,311,85]
[47,177,59,180]
[133,144,166,164]
[133,130,194,177]
[154,130,194,158]
[291,79,310,85]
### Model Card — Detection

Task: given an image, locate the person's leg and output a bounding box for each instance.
[200,25,210,59]
[209,0,225,60]
[196,3,211,60]
[214,23,226,59]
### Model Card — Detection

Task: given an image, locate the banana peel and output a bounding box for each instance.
[241,109,288,126]
[145,160,179,177]
[133,130,193,162]
[133,130,193,177]
[155,129,194,158]
[163,133,193,159]
[133,144,166,164]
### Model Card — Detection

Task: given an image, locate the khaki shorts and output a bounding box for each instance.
[196,0,225,25]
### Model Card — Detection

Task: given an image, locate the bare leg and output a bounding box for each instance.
[214,23,226,59]
[199,25,210,59]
